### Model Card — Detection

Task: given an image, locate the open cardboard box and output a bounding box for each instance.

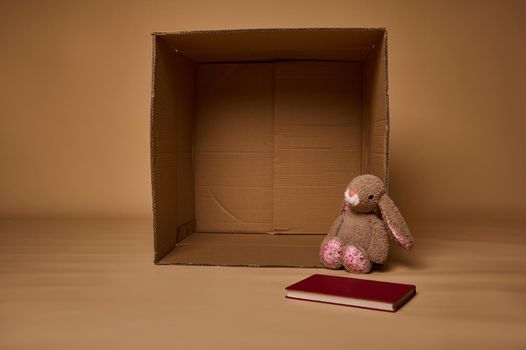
[150,28,390,267]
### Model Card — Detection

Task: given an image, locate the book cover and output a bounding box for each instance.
[285,274,416,312]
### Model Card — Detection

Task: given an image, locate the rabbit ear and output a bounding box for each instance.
[378,194,414,250]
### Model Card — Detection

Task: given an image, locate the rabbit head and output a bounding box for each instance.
[343,174,414,250]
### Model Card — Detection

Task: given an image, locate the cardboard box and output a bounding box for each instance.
[150,28,390,267]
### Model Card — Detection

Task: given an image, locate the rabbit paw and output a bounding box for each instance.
[343,245,372,273]
[320,238,343,269]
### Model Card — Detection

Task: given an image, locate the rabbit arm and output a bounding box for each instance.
[327,215,344,238]
[367,216,389,264]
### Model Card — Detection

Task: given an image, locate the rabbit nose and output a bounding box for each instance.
[345,189,360,206]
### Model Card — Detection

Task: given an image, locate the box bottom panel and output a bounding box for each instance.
[157,232,324,267]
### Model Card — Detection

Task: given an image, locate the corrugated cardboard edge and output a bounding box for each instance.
[155,261,323,268]
[149,34,160,263]
[151,27,386,37]
[383,30,391,193]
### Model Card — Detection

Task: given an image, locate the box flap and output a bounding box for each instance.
[362,31,389,186]
[158,233,324,267]
[157,28,383,63]
[151,37,196,261]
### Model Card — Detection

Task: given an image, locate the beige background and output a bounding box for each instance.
[1,1,526,349]
[1,0,525,224]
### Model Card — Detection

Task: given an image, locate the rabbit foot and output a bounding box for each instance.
[343,245,372,273]
[320,238,343,269]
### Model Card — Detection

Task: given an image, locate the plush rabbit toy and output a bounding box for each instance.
[320,174,414,273]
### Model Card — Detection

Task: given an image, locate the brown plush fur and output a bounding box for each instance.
[320,175,414,273]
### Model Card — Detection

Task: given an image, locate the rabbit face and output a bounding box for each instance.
[341,174,414,251]
[344,175,385,213]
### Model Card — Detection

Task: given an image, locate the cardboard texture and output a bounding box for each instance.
[151,28,389,266]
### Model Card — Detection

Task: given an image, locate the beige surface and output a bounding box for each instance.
[1,0,525,223]
[1,219,525,350]
[1,1,525,348]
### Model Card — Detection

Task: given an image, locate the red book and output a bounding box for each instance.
[285,274,416,312]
